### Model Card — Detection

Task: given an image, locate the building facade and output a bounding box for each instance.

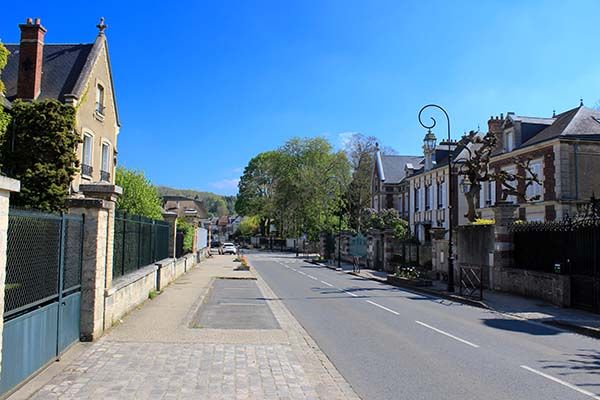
[2,18,120,192]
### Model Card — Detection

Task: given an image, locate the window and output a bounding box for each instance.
[505,130,514,152]
[485,180,496,206]
[96,84,105,115]
[414,187,420,212]
[437,181,445,209]
[526,160,543,201]
[425,185,431,210]
[82,134,93,176]
[504,167,516,203]
[101,142,111,181]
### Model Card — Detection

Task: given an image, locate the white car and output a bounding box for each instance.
[221,243,237,255]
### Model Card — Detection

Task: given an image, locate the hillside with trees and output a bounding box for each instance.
[157,186,236,217]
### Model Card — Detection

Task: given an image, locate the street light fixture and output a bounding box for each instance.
[418,104,456,292]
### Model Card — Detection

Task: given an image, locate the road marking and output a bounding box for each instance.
[366,300,400,315]
[298,271,307,276]
[520,365,600,399]
[291,268,297,272]
[321,280,334,287]
[343,290,358,297]
[306,274,318,280]
[415,321,480,348]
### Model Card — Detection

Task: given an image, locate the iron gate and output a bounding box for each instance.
[1,209,84,396]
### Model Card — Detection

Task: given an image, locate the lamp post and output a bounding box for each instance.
[418,104,455,292]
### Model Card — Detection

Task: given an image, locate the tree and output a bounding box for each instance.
[343,133,396,232]
[115,167,163,219]
[238,215,260,236]
[236,137,351,239]
[2,100,79,211]
[457,130,542,222]
[362,208,410,240]
[176,218,194,253]
[0,41,11,170]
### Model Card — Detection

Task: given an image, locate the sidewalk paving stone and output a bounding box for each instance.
[14,256,359,400]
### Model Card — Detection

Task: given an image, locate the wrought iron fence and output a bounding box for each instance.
[113,211,170,279]
[4,208,84,319]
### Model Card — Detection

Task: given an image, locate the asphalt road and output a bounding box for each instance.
[248,252,600,400]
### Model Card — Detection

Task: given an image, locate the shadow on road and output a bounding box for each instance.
[482,318,561,335]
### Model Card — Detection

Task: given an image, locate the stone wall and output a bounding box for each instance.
[494,267,570,306]
[104,253,199,330]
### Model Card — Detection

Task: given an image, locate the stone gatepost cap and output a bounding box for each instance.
[67,197,111,209]
[0,176,20,193]
[79,183,123,196]
[162,211,178,220]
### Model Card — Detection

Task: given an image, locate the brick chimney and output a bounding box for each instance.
[17,18,47,100]
[487,114,504,153]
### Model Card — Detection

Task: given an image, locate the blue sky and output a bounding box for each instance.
[2,1,599,195]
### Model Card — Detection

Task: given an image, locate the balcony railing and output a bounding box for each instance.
[100,170,111,182]
[81,164,93,177]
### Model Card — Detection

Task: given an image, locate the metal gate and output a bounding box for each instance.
[1,209,84,396]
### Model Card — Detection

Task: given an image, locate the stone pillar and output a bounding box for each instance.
[162,211,178,258]
[383,229,395,273]
[491,201,518,290]
[0,177,20,374]
[79,184,121,289]
[186,216,200,255]
[67,198,109,341]
[430,227,448,276]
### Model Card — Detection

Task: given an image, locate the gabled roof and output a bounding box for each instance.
[3,44,94,102]
[521,106,600,147]
[377,154,424,184]
[2,34,120,126]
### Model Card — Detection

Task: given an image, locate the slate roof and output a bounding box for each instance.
[379,155,424,184]
[521,106,600,147]
[2,44,94,102]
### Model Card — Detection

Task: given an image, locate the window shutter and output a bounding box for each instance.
[490,180,496,205]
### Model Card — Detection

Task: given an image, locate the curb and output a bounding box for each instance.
[544,320,600,339]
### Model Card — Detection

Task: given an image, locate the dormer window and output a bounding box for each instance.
[96,84,105,116]
[505,130,514,152]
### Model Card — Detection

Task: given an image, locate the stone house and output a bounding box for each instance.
[478,104,600,221]
[405,134,469,244]
[1,18,120,193]
[371,147,423,217]
[162,195,209,221]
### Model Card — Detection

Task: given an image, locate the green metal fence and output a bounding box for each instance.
[113,211,170,279]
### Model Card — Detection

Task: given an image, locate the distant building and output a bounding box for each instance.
[162,195,208,220]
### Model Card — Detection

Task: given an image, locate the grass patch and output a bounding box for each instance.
[148,289,160,300]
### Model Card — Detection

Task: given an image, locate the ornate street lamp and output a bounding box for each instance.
[423,129,437,151]
[418,104,456,292]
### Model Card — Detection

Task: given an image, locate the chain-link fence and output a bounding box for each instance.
[4,209,84,319]
[113,211,170,279]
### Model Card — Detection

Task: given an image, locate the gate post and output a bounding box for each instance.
[0,177,20,374]
[68,183,121,341]
[491,202,518,291]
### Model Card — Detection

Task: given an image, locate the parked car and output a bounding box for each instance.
[221,242,237,255]
[210,241,222,255]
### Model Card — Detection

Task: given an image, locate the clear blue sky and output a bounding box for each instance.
[2,1,599,195]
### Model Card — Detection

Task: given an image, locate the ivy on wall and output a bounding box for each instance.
[2,99,79,211]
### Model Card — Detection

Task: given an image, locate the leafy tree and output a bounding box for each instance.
[0,41,11,169]
[176,218,194,253]
[235,151,279,234]
[115,167,163,219]
[238,215,260,236]
[2,100,78,211]
[362,208,410,240]
[343,133,397,232]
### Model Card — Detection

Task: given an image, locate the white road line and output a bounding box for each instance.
[343,291,359,297]
[520,365,600,399]
[306,274,318,280]
[291,268,297,272]
[298,271,307,276]
[415,321,480,348]
[366,300,400,315]
[321,280,334,287]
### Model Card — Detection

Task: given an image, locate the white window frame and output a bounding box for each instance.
[526,159,543,201]
[505,130,514,152]
[82,132,94,178]
[503,166,517,204]
[101,141,111,173]
[96,83,105,115]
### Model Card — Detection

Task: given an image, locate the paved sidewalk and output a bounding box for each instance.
[14,256,359,400]
[314,258,600,338]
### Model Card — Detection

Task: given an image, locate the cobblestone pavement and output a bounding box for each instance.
[25,256,359,400]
